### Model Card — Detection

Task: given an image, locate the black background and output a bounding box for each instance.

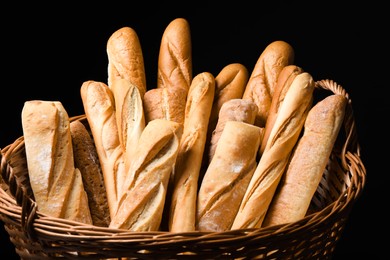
[1,1,387,259]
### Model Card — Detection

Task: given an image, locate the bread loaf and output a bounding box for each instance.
[22,100,92,224]
[111,78,145,173]
[157,17,192,92]
[70,120,110,227]
[147,17,192,126]
[106,26,147,98]
[208,98,258,164]
[259,65,304,155]
[262,94,347,226]
[208,63,248,136]
[143,86,187,125]
[231,72,315,229]
[80,80,125,218]
[197,121,262,232]
[109,119,183,231]
[168,72,215,232]
[202,63,248,171]
[242,40,294,127]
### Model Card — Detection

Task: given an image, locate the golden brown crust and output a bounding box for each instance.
[197,121,262,232]
[22,100,92,224]
[208,63,249,131]
[152,17,192,127]
[70,120,111,227]
[168,72,215,232]
[259,65,304,155]
[157,17,192,92]
[107,26,147,98]
[109,119,183,231]
[208,98,258,164]
[232,72,315,229]
[262,94,347,226]
[110,78,145,173]
[203,63,249,170]
[143,86,187,125]
[80,80,125,218]
[242,40,294,127]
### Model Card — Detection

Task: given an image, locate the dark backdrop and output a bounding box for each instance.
[1,1,387,259]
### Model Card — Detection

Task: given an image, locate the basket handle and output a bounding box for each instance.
[1,137,38,240]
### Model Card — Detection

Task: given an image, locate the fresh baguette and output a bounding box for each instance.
[70,120,111,227]
[157,17,192,92]
[231,72,315,229]
[262,94,347,226]
[207,63,248,135]
[22,100,92,224]
[168,72,215,232]
[109,119,183,231]
[80,80,125,218]
[143,86,187,125]
[197,121,263,232]
[110,78,145,173]
[202,63,248,171]
[208,98,259,164]
[106,26,147,98]
[242,40,294,127]
[147,17,192,126]
[259,65,304,155]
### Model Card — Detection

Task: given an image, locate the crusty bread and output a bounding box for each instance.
[242,40,294,127]
[202,63,248,172]
[22,100,92,224]
[259,65,304,156]
[157,17,192,92]
[70,120,111,227]
[262,94,347,226]
[109,119,183,231]
[231,72,315,229]
[208,98,258,164]
[168,72,215,232]
[208,63,248,135]
[148,17,192,126]
[110,78,145,173]
[106,26,147,98]
[80,80,125,218]
[197,121,262,232]
[143,86,187,125]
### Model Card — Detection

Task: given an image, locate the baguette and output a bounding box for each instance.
[242,40,294,127]
[22,100,92,224]
[202,63,248,171]
[157,17,192,92]
[231,72,315,229]
[80,80,125,218]
[109,119,183,231]
[148,17,192,126]
[208,63,248,135]
[106,26,147,98]
[70,120,111,227]
[208,98,259,164]
[262,94,347,226]
[168,72,215,232]
[143,86,187,125]
[259,65,304,155]
[111,78,145,173]
[197,121,262,232]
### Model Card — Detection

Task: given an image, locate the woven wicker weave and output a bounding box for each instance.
[0,79,366,259]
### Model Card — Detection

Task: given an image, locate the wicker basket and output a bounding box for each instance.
[0,79,366,259]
